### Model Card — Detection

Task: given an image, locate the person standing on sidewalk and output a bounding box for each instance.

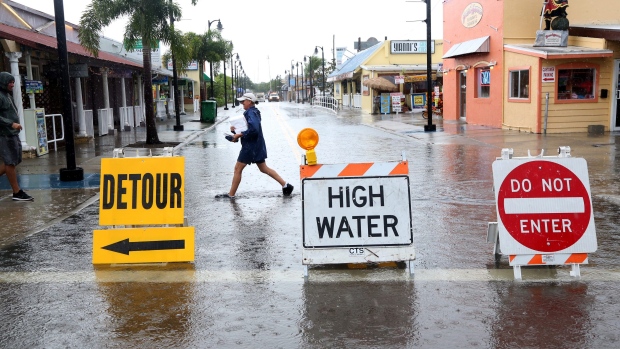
[0,72,33,201]
[216,93,294,199]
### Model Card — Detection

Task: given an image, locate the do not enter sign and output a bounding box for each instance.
[493,158,597,255]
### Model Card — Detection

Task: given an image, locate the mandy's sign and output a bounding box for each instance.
[462,3,483,28]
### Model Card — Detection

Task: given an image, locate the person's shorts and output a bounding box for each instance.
[237,155,265,166]
[0,134,22,166]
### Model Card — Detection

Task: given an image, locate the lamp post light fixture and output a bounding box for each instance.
[304,55,313,104]
[207,19,223,101]
[314,46,325,97]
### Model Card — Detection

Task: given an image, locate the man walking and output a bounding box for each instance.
[0,71,33,201]
[216,93,294,199]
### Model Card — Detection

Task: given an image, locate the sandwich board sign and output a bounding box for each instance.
[93,149,195,264]
[300,157,414,278]
[491,147,597,279]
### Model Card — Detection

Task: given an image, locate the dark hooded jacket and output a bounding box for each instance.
[0,71,19,137]
[238,105,268,163]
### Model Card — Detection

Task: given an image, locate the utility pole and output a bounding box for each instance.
[53,0,83,181]
[424,0,436,132]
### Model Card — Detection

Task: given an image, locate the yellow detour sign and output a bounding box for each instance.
[93,227,195,264]
[99,157,185,226]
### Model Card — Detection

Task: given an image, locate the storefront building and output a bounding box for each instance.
[0,0,145,149]
[328,39,444,114]
[443,0,620,133]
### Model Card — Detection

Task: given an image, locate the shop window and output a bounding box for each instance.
[477,68,490,98]
[509,69,529,99]
[557,68,595,100]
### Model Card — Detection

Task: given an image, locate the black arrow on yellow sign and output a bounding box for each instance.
[102,238,185,255]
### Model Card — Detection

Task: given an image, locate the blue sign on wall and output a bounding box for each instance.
[480,70,491,85]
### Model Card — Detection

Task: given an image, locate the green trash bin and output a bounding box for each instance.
[200,100,217,122]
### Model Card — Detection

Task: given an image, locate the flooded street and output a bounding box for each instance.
[1,102,620,348]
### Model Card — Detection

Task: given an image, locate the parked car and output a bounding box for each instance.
[256,92,265,102]
[268,93,280,102]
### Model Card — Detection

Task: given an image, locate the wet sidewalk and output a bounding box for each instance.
[0,105,242,248]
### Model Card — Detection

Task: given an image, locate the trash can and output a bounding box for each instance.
[201,100,217,122]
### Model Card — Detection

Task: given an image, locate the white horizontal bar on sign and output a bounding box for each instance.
[503,197,585,214]
[364,162,403,176]
[311,164,348,178]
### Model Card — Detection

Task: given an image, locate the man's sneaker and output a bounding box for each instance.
[215,193,235,199]
[12,190,34,201]
[282,183,294,196]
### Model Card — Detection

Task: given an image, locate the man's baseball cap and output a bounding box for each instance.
[237,93,257,102]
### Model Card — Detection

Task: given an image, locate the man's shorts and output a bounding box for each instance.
[0,134,22,166]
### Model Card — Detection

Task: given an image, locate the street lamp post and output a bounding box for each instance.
[223,57,228,110]
[295,62,300,103]
[423,0,436,132]
[314,46,325,97]
[235,61,241,105]
[285,70,290,102]
[299,61,305,104]
[231,53,239,105]
[290,60,296,102]
[305,55,313,104]
[169,0,183,131]
[207,19,223,101]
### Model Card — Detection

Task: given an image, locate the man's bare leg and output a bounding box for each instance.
[0,163,20,193]
[256,162,286,187]
[229,161,247,196]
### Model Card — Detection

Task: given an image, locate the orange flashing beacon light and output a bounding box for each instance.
[297,128,319,165]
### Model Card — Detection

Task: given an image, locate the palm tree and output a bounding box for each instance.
[79,0,197,144]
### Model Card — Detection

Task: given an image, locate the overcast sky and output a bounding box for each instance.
[16,0,444,83]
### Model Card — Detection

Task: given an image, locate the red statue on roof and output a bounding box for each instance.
[542,0,569,30]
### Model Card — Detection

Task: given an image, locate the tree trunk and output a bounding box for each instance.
[142,44,161,144]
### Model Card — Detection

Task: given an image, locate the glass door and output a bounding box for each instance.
[459,71,467,119]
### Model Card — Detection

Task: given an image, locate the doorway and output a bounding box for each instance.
[459,71,467,119]
[613,60,620,131]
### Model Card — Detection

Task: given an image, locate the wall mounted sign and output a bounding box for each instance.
[390,40,435,54]
[462,3,483,28]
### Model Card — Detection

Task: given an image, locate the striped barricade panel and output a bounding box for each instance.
[300,161,408,179]
[508,253,588,266]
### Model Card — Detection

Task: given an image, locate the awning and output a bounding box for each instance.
[443,36,490,58]
[0,23,142,68]
[570,25,620,41]
[504,44,613,59]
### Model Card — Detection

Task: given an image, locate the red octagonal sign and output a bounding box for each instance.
[497,160,591,253]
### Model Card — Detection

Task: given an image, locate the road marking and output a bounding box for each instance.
[269,104,301,161]
[2,268,620,283]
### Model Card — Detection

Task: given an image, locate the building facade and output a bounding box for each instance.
[443,0,620,133]
[329,40,444,114]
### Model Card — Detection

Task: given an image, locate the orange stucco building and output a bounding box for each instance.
[443,0,620,133]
